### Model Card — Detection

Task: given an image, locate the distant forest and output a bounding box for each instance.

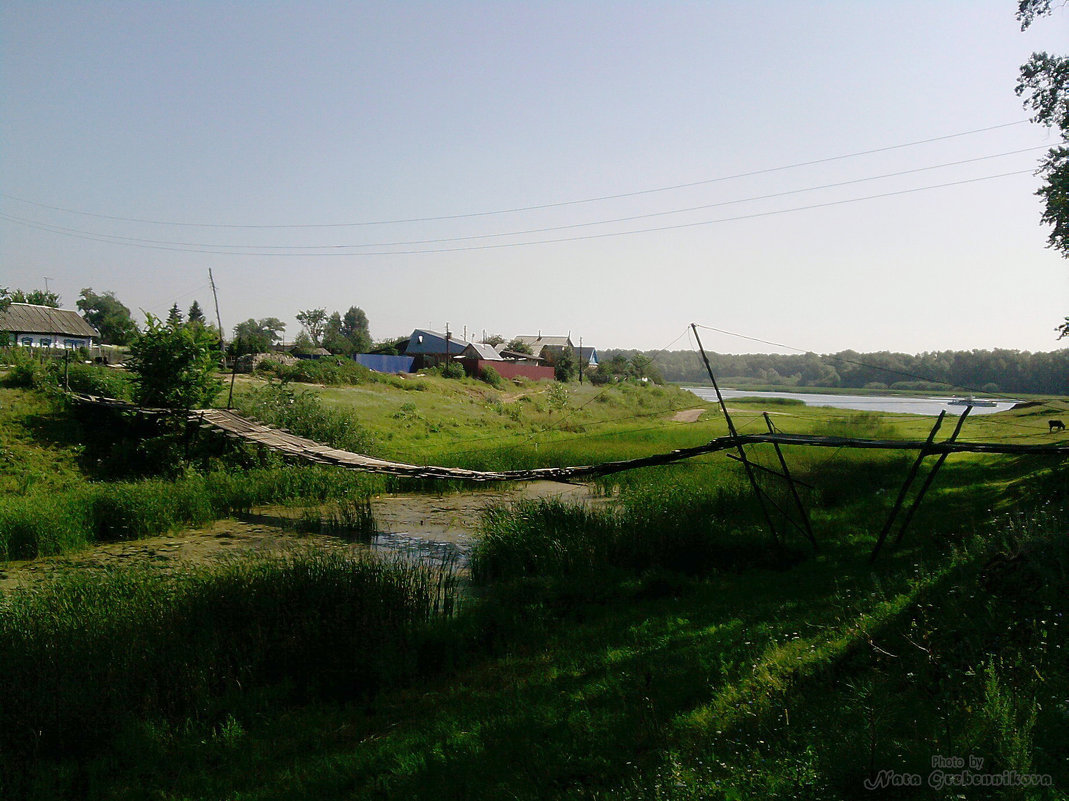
[599,348,1069,396]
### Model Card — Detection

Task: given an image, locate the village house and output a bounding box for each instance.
[0,303,100,349]
[456,341,555,381]
[402,329,469,369]
[513,334,598,370]
[512,334,573,362]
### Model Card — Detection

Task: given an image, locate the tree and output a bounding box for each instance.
[296,308,328,347]
[321,311,351,354]
[187,300,206,326]
[129,315,223,410]
[231,317,287,356]
[77,288,139,345]
[553,344,577,382]
[340,306,372,353]
[8,288,61,307]
[1016,1,1068,335]
[292,330,314,355]
[481,333,505,348]
[167,303,184,326]
[506,338,533,354]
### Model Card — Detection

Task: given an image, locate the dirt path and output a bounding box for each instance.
[0,481,605,592]
[671,408,706,423]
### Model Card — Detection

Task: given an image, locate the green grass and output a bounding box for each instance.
[0,466,385,559]
[1,375,1067,799]
[0,550,458,798]
[23,500,1062,801]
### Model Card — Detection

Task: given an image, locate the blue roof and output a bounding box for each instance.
[405,329,469,354]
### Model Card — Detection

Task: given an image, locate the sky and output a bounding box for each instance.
[2,1,1067,356]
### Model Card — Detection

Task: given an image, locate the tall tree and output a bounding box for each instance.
[322,311,351,354]
[167,303,184,326]
[296,308,328,347]
[187,300,207,326]
[340,306,372,353]
[77,288,139,345]
[1016,0,1068,337]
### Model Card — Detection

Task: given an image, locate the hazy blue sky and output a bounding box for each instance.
[2,2,1067,355]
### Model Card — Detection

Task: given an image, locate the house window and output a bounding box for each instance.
[40,338,52,347]
[20,337,33,347]
[64,339,80,348]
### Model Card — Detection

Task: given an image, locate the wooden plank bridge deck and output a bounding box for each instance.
[68,393,1069,483]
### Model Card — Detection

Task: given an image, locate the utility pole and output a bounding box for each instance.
[578,336,583,384]
[208,268,227,367]
[44,277,56,355]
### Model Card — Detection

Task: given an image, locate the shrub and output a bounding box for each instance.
[441,361,465,379]
[128,315,222,410]
[232,382,376,454]
[480,365,504,388]
[256,357,374,386]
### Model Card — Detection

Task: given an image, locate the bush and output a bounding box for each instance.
[232,382,376,454]
[129,316,223,409]
[255,356,374,386]
[480,365,504,388]
[441,361,465,379]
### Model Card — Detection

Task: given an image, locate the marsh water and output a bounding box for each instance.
[0,481,600,590]
[685,387,1018,416]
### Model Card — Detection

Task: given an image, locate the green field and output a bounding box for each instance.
[0,368,1067,799]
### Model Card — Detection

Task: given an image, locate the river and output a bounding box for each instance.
[684,387,1018,416]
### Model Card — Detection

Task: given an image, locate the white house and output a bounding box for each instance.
[0,303,100,348]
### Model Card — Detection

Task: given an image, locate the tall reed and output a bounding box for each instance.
[0,466,384,559]
[0,550,457,768]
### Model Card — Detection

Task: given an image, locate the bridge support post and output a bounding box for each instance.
[870,411,946,562]
[691,323,779,545]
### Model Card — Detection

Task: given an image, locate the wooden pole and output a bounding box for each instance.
[208,268,227,369]
[724,452,815,487]
[764,412,817,549]
[892,406,971,548]
[691,323,779,544]
[870,410,946,562]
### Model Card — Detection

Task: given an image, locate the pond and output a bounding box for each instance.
[684,387,1019,416]
[0,481,602,589]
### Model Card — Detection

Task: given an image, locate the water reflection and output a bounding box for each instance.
[685,387,1018,416]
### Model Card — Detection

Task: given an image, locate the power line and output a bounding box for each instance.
[0,120,1030,229]
[0,169,1036,257]
[4,147,1043,252]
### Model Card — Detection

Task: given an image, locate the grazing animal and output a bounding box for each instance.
[1050,419,1066,433]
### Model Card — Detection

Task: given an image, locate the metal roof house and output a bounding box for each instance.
[460,342,503,361]
[0,303,100,348]
[404,329,470,355]
[513,334,573,361]
[404,329,469,369]
[577,346,598,367]
[457,341,555,381]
